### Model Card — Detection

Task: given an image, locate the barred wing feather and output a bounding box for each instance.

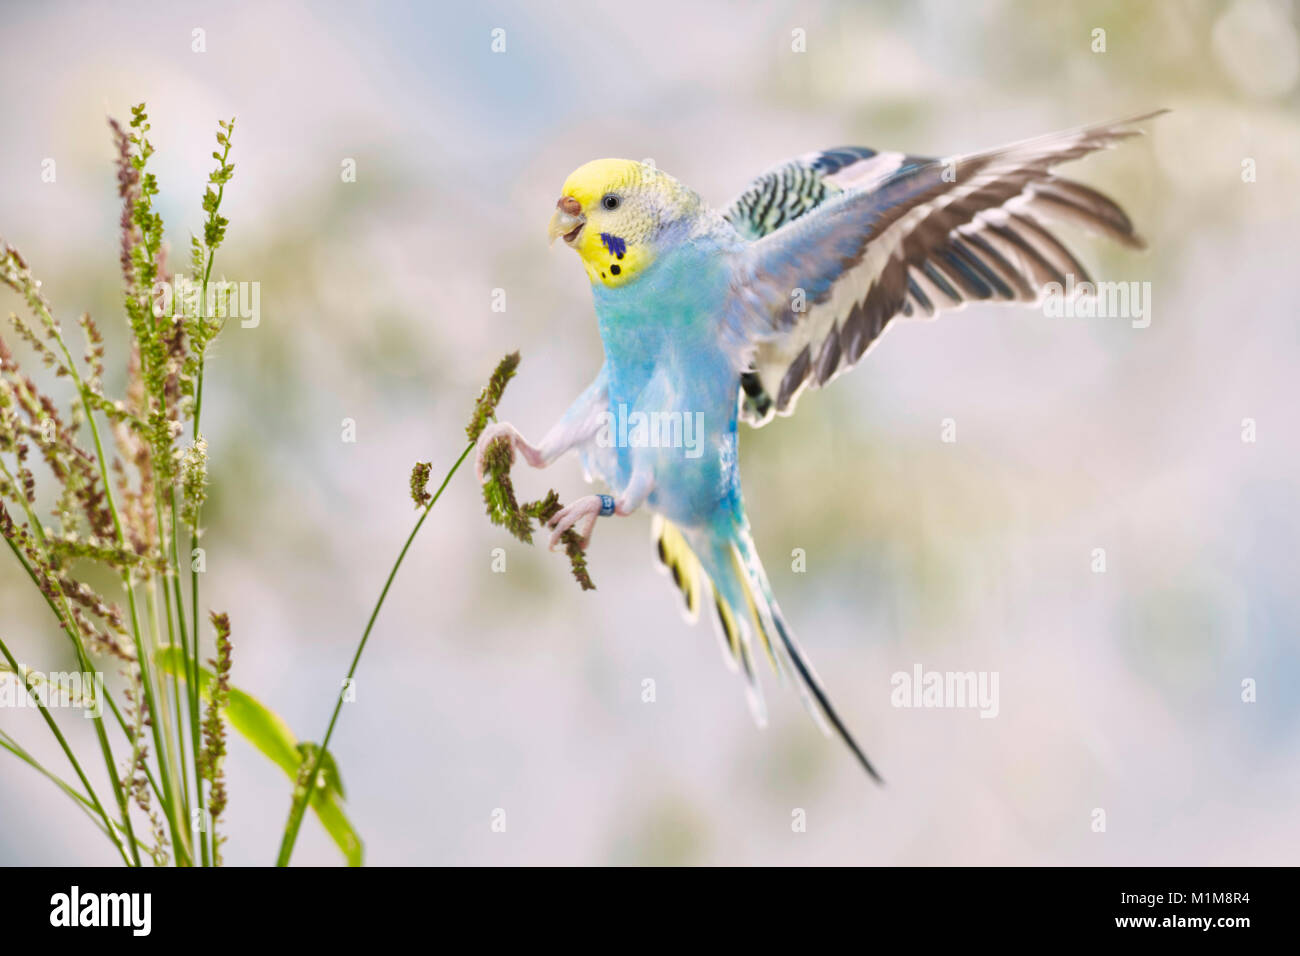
[723,112,1163,425]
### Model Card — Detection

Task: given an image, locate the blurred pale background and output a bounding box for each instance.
[1,0,1298,865]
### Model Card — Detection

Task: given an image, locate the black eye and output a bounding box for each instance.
[601,194,621,210]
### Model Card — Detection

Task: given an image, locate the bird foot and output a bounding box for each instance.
[546,494,606,551]
[475,421,543,483]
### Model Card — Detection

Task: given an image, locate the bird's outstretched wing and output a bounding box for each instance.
[722,145,929,241]
[723,112,1163,425]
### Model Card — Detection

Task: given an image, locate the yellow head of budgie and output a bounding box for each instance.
[547,158,702,288]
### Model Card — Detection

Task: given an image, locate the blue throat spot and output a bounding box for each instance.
[599,233,627,258]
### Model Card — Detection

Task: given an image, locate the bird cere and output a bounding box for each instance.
[480,112,1163,782]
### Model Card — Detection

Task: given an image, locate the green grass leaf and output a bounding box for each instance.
[155,647,362,866]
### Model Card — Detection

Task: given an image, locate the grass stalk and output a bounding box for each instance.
[181,121,233,868]
[2,106,244,867]
[0,456,141,865]
[0,730,129,846]
[274,441,474,866]
[1,528,164,807]
[0,636,130,865]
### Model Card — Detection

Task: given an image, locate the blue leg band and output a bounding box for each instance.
[598,494,616,517]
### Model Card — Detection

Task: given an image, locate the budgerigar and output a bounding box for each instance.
[476,112,1161,780]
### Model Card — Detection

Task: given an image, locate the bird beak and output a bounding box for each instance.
[548,196,585,246]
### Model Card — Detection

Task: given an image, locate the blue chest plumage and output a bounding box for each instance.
[589,241,742,528]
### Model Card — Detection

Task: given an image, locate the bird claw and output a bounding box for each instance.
[475,422,537,483]
[546,494,604,551]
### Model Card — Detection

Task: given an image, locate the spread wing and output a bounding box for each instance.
[723,145,925,241]
[723,112,1163,426]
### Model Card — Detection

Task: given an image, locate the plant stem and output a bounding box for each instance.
[24,296,155,863]
[153,494,191,826]
[0,456,142,865]
[188,339,211,864]
[42,298,191,863]
[0,730,142,852]
[170,493,208,867]
[71,379,188,864]
[0,527,164,806]
[186,129,229,866]
[123,571,189,864]
[142,570,189,861]
[187,368,209,865]
[186,522,208,865]
[274,441,474,866]
[0,635,131,865]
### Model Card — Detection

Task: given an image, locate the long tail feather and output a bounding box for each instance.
[653,514,883,782]
[730,526,885,784]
